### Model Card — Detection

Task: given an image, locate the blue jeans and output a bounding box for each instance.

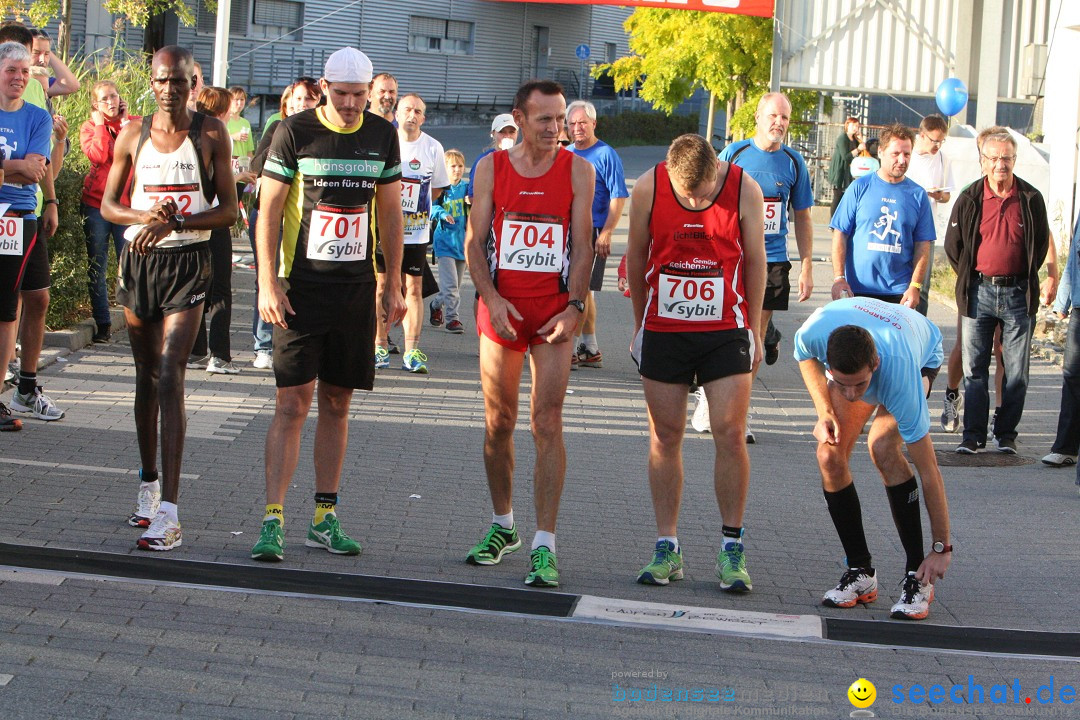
[248,205,273,353]
[81,203,126,327]
[960,280,1034,444]
[1052,310,1080,455]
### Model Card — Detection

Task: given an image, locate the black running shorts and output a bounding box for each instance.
[0,216,37,321]
[763,261,792,311]
[116,242,211,322]
[639,327,752,386]
[272,279,376,390]
[376,243,428,277]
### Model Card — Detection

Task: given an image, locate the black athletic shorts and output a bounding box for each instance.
[116,242,211,322]
[856,291,904,304]
[272,279,376,390]
[20,225,49,293]
[639,327,752,386]
[588,227,606,292]
[763,261,792,311]
[376,244,428,277]
[0,216,38,322]
[922,365,940,398]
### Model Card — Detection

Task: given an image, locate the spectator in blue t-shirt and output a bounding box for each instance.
[794,297,951,621]
[830,124,935,312]
[566,100,628,369]
[429,148,469,334]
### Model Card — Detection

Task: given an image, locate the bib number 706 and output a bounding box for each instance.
[658,272,724,321]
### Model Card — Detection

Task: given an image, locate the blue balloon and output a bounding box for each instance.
[936,78,968,117]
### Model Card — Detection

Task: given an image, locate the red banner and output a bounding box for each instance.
[485,0,773,17]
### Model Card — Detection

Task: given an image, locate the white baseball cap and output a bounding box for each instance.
[491,113,516,133]
[323,47,373,84]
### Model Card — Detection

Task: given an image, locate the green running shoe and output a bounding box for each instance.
[637,540,684,585]
[305,513,362,556]
[524,546,559,587]
[251,517,285,561]
[716,542,752,592]
[465,523,521,565]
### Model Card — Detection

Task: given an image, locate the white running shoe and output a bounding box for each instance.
[253,350,273,370]
[940,392,961,433]
[137,511,182,551]
[890,572,934,620]
[127,484,161,528]
[206,358,241,375]
[822,568,878,608]
[186,354,210,370]
[10,386,65,421]
[1041,452,1077,467]
[690,387,711,433]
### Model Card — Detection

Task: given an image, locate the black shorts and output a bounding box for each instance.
[639,328,752,385]
[116,242,211,322]
[0,216,37,322]
[763,261,791,311]
[272,279,376,390]
[856,292,904,304]
[376,244,428,277]
[922,365,940,398]
[589,227,606,292]
[20,226,49,292]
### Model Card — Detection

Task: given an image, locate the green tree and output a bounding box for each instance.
[596,9,774,140]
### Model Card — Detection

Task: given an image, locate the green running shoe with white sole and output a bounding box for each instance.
[305,513,362,555]
[524,546,559,587]
[465,523,521,565]
[251,517,285,561]
[716,542,752,592]
[637,540,684,585]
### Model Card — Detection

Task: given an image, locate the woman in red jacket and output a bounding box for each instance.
[80,80,136,343]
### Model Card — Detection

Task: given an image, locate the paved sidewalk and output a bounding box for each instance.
[0,156,1077,717]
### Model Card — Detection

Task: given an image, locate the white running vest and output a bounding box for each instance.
[125,124,212,248]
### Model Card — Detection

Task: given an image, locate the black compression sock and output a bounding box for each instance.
[17,371,36,396]
[824,483,872,570]
[886,477,925,573]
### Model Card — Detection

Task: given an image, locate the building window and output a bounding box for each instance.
[409,16,473,55]
[196,0,251,37]
[606,42,617,63]
[251,0,303,41]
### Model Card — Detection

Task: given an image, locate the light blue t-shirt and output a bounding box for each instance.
[568,139,629,229]
[829,173,935,296]
[719,139,813,262]
[793,297,944,444]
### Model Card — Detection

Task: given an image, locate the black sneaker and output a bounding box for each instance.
[387,337,400,354]
[764,330,781,366]
[995,437,1017,455]
[955,439,978,455]
[92,324,111,343]
[429,300,444,328]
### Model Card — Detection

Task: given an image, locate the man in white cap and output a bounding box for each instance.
[467,113,517,199]
[250,46,407,562]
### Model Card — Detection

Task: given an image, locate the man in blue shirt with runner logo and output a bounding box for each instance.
[830,124,935,312]
[794,297,952,621]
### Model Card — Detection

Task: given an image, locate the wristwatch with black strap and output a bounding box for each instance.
[567,299,585,314]
[932,541,953,554]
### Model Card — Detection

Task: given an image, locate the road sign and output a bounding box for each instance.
[575,44,590,60]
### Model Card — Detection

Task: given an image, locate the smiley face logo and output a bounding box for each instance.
[848,678,876,708]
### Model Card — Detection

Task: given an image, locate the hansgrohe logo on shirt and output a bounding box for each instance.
[298,158,385,177]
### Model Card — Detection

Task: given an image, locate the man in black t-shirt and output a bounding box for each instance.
[251,47,406,562]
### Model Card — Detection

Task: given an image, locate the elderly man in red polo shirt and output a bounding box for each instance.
[945,126,1054,455]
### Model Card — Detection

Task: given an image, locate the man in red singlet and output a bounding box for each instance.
[463,80,594,588]
[626,134,766,591]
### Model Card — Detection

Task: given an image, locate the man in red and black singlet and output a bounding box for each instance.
[626,134,767,591]
[462,80,595,588]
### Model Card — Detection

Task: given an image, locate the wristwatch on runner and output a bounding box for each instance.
[171,213,185,231]
[932,541,953,554]
[567,299,585,313]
